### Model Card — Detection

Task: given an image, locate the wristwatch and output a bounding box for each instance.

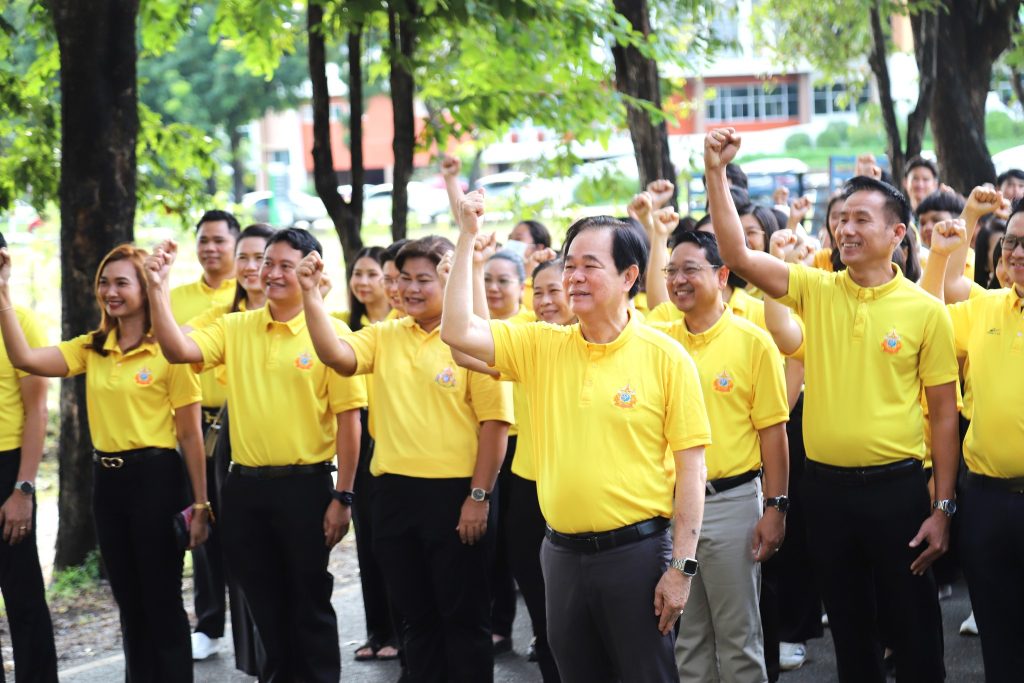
[469,487,491,502]
[764,495,790,514]
[670,557,699,577]
[14,481,35,495]
[331,490,355,507]
[932,499,957,517]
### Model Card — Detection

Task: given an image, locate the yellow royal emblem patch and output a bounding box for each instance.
[613,383,637,408]
[134,367,154,386]
[294,352,314,370]
[881,330,902,355]
[713,370,734,393]
[435,366,457,388]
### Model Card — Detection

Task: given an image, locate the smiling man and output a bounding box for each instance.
[705,128,959,683]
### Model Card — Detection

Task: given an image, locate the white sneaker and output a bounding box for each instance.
[780,642,807,671]
[191,632,221,660]
[821,612,829,627]
[937,584,953,600]
[959,611,978,636]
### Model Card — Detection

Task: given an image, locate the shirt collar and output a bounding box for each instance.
[1007,285,1024,312]
[575,308,637,356]
[839,264,904,302]
[400,315,441,338]
[103,328,156,359]
[259,306,306,336]
[680,307,732,347]
[197,276,236,296]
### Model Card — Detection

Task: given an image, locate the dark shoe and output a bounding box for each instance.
[527,636,538,662]
[493,636,513,656]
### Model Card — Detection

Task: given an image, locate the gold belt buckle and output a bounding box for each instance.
[100,456,124,469]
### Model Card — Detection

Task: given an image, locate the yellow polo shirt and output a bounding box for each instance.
[664,310,789,481]
[812,248,834,272]
[58,330,201,452]
[490,313,711,534]
[920,247,976,282]
[344,317,514,478]
[171,277,236,408]
[0,307,47,450]
[646,288,767,331]
[948,287,1024,478]
[189,307,367,466]
[777,264,958,467]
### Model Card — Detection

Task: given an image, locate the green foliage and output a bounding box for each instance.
[986,110,1024,139]
[573,168,638,207]
[48,550,102,599]
[785,133,812,151]
[815,128,842,147]
[212,0,303,79]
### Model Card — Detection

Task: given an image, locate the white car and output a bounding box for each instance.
[362,182,450,226]
[241,190,327,226]
[474,172,565,208]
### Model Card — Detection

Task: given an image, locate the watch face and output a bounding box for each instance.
[471,488,486,502]
[17,481,34,494]
[682,559,699,576]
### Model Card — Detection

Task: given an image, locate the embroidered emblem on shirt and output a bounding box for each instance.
[134,367,154,386]
[613,384,637,408]
[294,352,314,370]
[435,366,457,388]
[713,371,734,393]
[987,328,1001,335]
[881,330,902,354]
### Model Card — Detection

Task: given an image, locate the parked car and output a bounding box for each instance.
[241,190,327,226]
[362,182,451,226]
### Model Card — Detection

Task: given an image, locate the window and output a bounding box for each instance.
[706,82,798,122]
[270,150,290,165]
[813,84,867,115]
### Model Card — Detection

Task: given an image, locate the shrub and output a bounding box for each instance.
[785,133,812,151]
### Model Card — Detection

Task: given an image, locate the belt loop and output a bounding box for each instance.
[705,480,717,495]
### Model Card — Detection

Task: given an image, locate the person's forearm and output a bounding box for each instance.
[441,232,486,356]
[927,384,959,503]
[176,405,207,504]
[149,282,194,363]
[758,423,789,499]
[471,261,490,321]
[0,290,36,370]
[335,409,361,492]
[919,251,949,301]
[17,379,47,482]
[783,359,804,412]
[471,420,509,491]
[646,235,670,309]
[705,168,749,268]
[672,447,706,560]
[764,297,803,355]
[444,174,464,224]
[303,288,357,375]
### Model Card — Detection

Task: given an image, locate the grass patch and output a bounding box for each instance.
[48,550,102,600]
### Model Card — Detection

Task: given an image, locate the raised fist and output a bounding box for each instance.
[788,195,813,226]
[458,190,485,235]
[296,251,325,292]
[929,219,968,256]
[704,128,741,171]
[436,250,454,286]
[855,154,881,180]
[525,247,557,277]
[441,155,461,178]
[772,186,790,207]
[653,207,680,238]
[628,192,654,231]
[646,179,675,210]
[964,186,1007,221]
[769,228,800,261]
[473,232,497,266]
[144,240,178,288]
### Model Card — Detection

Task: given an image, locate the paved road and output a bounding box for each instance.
[60,574,985,682]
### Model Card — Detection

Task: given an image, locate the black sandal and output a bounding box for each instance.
[354,641,379,662]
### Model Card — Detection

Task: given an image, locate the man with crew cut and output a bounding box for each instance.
[705,127,959,683]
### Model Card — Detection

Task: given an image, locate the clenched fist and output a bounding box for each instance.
[929,219,968,256]
[297,251,325,292]
[144,240,179,288]
[704,128,741,172]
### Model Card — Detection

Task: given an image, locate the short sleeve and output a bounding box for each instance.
[188,317,227,371]
[343,323,380,376]
[330,310,351,325]
[775,263,811,314]
[919,302,959,387]
[750,339,790,430]
[786,313,807,362]
[946,300,971,357]
[467,371,515,424]
[664,350,712,453]
[489,319,538,383]
[166,362,202,409]
[327,370,368,414]
[57,334,92,378]
[15,308,48,379]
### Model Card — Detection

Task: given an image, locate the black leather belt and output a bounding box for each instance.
[228,461,336,478]
[93,447,177,469]
[806,458,921,485]
[706,469,760,495]
[965,470,1024,494]
[545,516,669,553]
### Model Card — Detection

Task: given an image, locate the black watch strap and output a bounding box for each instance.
[331,489,355,506]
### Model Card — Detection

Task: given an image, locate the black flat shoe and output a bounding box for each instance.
[493,636,513,656]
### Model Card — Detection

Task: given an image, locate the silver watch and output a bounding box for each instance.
[14,480,35,495]
[670,557,699,576]
[932,499,957,517]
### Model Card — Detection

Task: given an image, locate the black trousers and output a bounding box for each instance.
[220,468,340,683]
[802,462,944,683]
[93,448,192,683]
[373,474,494,683]
[207,407,263,675]
[507,474,560,682]
[192,408,227,639]
[352,409,402,652]
[957,473,1024,683]
[0,449,57,683]
[490,435,517,639]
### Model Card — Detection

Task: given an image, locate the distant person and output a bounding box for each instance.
[996,168,1024,203]
[903,156,940,211]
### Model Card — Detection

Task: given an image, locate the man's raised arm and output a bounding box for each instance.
[440,191,497,365]
[704,129,791,299]
[145,241,205,364]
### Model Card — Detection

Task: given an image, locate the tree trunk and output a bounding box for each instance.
[388,1,417,241]
[906,10,937,165]
[868,1,907,183]
[610,0,677,207]
[307,2,363,265]
[926,0,1017,193]
[229,126,246,202]
[45,0,139,569]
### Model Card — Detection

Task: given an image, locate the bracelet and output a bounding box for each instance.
[0,305,12,313]
[192,501,216,522]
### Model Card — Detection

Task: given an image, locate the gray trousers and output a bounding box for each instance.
[542,529,679,683]
[675,479,767,683]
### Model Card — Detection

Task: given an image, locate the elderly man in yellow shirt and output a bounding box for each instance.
[146,228,367,683]
[705,128,960,683]
[921,210,1024,683]
[440,192,711,683]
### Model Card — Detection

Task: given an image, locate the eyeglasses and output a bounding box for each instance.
[662,265,720,279]
[484,277,519,288]
[1003,235,1023,252]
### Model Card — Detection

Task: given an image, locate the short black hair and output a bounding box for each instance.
[674,230,724,267]
[904,156,938,180]
[239,223,276,242]
[0,231,6,249]
[997,168,1024,186]
[1008,197,1024,228]
[196,210,241,237]
[726,163,748,189]
[516,220,552,249]
[266,227,322,257]
[842,175,912,227]
[531,258,563,281]
[395,235,455,271]
[896,226,921,282]
[915,190,965,218]
[694,214,713,231]
[562,216,649,298]
[382,239,409,265]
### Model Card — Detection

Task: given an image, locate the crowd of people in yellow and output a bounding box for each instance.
[0,127,1021,683]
